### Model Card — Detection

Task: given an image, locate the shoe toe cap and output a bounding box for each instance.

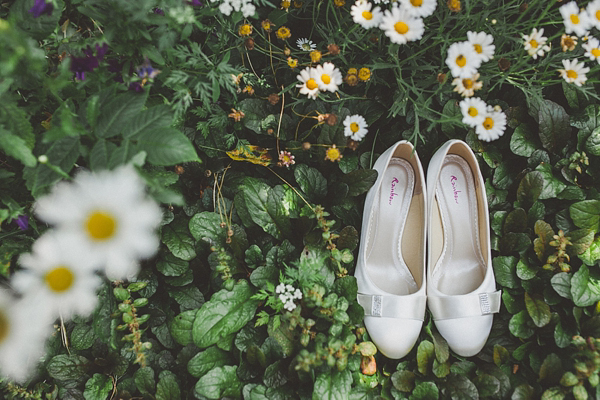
[435,315,493,357]
[364,316,422,359]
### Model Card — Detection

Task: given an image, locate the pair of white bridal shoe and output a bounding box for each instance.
[354,139,501,359]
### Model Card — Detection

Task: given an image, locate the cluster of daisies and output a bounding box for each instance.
[350,0,436,44]
[0,166,161,381]
[523,0,600,87]
[275,283,303,311]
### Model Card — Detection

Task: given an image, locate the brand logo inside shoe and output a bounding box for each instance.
[450,175,461,204]
[389,177,399,205]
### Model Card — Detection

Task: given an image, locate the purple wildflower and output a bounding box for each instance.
[136,59,161,79]
[186,0,203,5]
[128,82,144,92]
[15,215,29,230]
[29,0,53,18]
[70,44,108,81]
[154,8,165,15]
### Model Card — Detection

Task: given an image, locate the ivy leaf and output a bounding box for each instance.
[95,91,148,138]
[417,340,435,375]
[170,309,197,346]
[135,127,200,166]
[492,256,519,289]
[195,365,242,400]
[516,171,543,206]
[294,164,327,202]
[535,163,567,200]
[510,124,539,157]
[133,367,155,396]
[161,219,196,261]
[192,281,259,348]
[47,355,90,381]
[570,200,600,232]
[579,236,600,266]
[340,169,378,197]
[567,229,594,256]
[538,100,570,152]
[524,292,551,327]
[189,212,226,247]
[156,371,181,400]
[157,254,189,277]
[312,369,352,400]
[551,273,572,300]
[410,381,439,400]
[571,265,600,307]
[509,311,535,339]
[188,346,230,378]
[71,324,96,351]
[83,374,113,400]
[445,375,478,400]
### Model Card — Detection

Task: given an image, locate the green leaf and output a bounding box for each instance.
[134,367,155,396]
[551,273,572,300]
[510,124,538,157]
[312,369,352,400]
[11,0,65,40]
[250,265,277,289]
[156,371,181,400]
[571,265,600,307]
[493,163,513,190]
[534,220,555,261]
[391,370,415,392]
[71,324,96,351]
[239,99,268,134]
[47,355,89,381]
[409,382,439,400]
[135,127,200,166]
[294,164,327,202]
[124,105,174,139]
[193,281,259,348]
[0,129,36,167]
[267,316,295,356]
[83,374,113,400]
[168,285,204,311]
[579,236,600,266]
[243,384,269,400]
[538,100,570,152]
[195,365,242,399]
[541,388,565,400]
[571,104,600,151]
[517,258,537,280]
[585,127,600,156]
[157,254,189,277]
[493,256,519,289]
[512,384,534,400]
[567,229,595,256]
[472,373,501,398]
[445,375,478,400]
[95,91,148,138]
[341,169,378,197]
[188,346,230,378]
[170,309,197,346]
[517,171,544,206]
[161,219,197,261]
[535,163,567,200]
[189,212,226,246]
[525,292,551,327]
[509,311,535,339]
[264,360,288,388]
[89,140,117,171]
[539,353,563,383]
[570,200,600,232]
[417,340,434,375]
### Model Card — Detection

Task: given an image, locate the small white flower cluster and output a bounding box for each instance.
[0,165,161,382]
[343,114,369,141]
[459,98,507,143]
[168,6,196,24]
[350,0,436,45]
[210,0,256,17]
[296,62,343,99]
[276,283,302,312]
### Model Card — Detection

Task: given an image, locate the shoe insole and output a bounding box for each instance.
[366,158,418,296]
[433,154,485,295]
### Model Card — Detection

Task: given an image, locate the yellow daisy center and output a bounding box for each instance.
[306,79,318,90]
[456,55,466,67]
[410,0,423,6]
[463,78,473,89]
[326,147,341,161]
[86,211,117,241]
[45,266,75,293]
[571,14,580,24]
[474,44,482,53]
[0,311,9,344]
[283,155,291,162]
[592,48,600,57]
[321,74,331,84]
[350,122,360,132]
[483,117,494,130]
[566,69,578,79]
[362,10,373,20]
[596,10,600,20]
[468,107,478,117]
[529,39,538,48]
[394,21,409,35]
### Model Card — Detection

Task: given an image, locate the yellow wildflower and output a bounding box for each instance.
[287,57,299,68]
[238,24,253,36]
[358,67,371,81]
[310,50,322,63]
[276,26,291,40]
[325,145,343,162]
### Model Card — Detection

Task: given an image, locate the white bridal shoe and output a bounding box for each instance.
[355,141,427,359]
[426,140,501,357]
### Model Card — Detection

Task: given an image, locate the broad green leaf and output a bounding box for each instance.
[239,99,268,134]
[579,236,600,266]
[156,371,181,400]
[189,212,226,246]
[410,381,439,400]
[571,104,600,151]
[432,330,449,364]
[493,163,513,190]
[504,208,527,234]
[161,220,197,261]
[341,169,378,197]
[512,384,534,400]
[294,164,327,202]
[243,384,269,400]
[570,265,600,307]
[170,309,197,346]
[541,388,565,400]
[509,311,535,339]
[157,254,189,277]
[417,340,434,375]
[134,367,155,396]
[95,91,148,138]
[551,273,572,300]
[312,369,352,400]
[517,171,543,206]
[539,353,563,383]
[319,107,351,146]
[0,129,36,167]
[493,345,510,366]
[502,290,524,314]
[492,256,519,289]
[267,316,295,356]
[263,360,288,388]
[535,163,567,200]
[585,126,600,155]
[524,292,551,327]
[89,140,117,171]
[47,355,89,381]
[538,100,570,152]
[473,373,501,398]
[124,105,174,139]
[391,370,415,392]
[250,265,277,289]
[567,229,594,256]
[83,374,113,400]
[188,346,230,378]
[445,375,478,400]
[168,286,204,311]
[245,245,264,269]
[193,281,259,348]
[534,220,555,261]
[510,124,538,157]
[554,320,571,348]
[11,0,65,40]
[338,226,359,251]
[570,200,600,232]
[71,324,96,351]
[135,127,200,166]
[517,258,537,280]
[195,365,242,399]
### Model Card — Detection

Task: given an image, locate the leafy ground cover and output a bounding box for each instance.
[2,0,600,398]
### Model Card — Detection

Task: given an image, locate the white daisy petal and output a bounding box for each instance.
[459,97,487,127]
[351,1,383,29]
[522,28,551,59]
[398,0,437,18]
[560,1,591,37]
[296,67,320,99]
[475,108,507,142]
[314,62,343,92]
[588,0,600,30]
[558,58,590,86]
[343,114,369,141]
[296,38,317,51]
[582,36,600,64]
[466,31,495,62]
[446,41,481,78]
[379,6,425,45]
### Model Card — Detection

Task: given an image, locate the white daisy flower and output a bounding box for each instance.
[296,38,316,51]
[475,107,507,142]
[15,232,103,320]
[343,114,369,141]
[379,6,425,45]
[296,67,320,99]
[373,0,389,4]
[459,97,487,127]
[350,1,383,29]
[34,165,163,281]
[0,291,52,382]
[583,36,600,63]
[466,31,495,62]
[588,0,600,30]
[522,28,551,59]
[560,1,591,37]
[398,0,437,18]
[558,58,590,86]
[452,73,483,97]
[314,62,343,92]
[445,41,482,78]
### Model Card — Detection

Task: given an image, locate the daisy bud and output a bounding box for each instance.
[268,93,280,105]
[38,155,48,163]
[244,38,255,50]
[498,58,511,71]
[302,142,311,150]
[327,43,340,55]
